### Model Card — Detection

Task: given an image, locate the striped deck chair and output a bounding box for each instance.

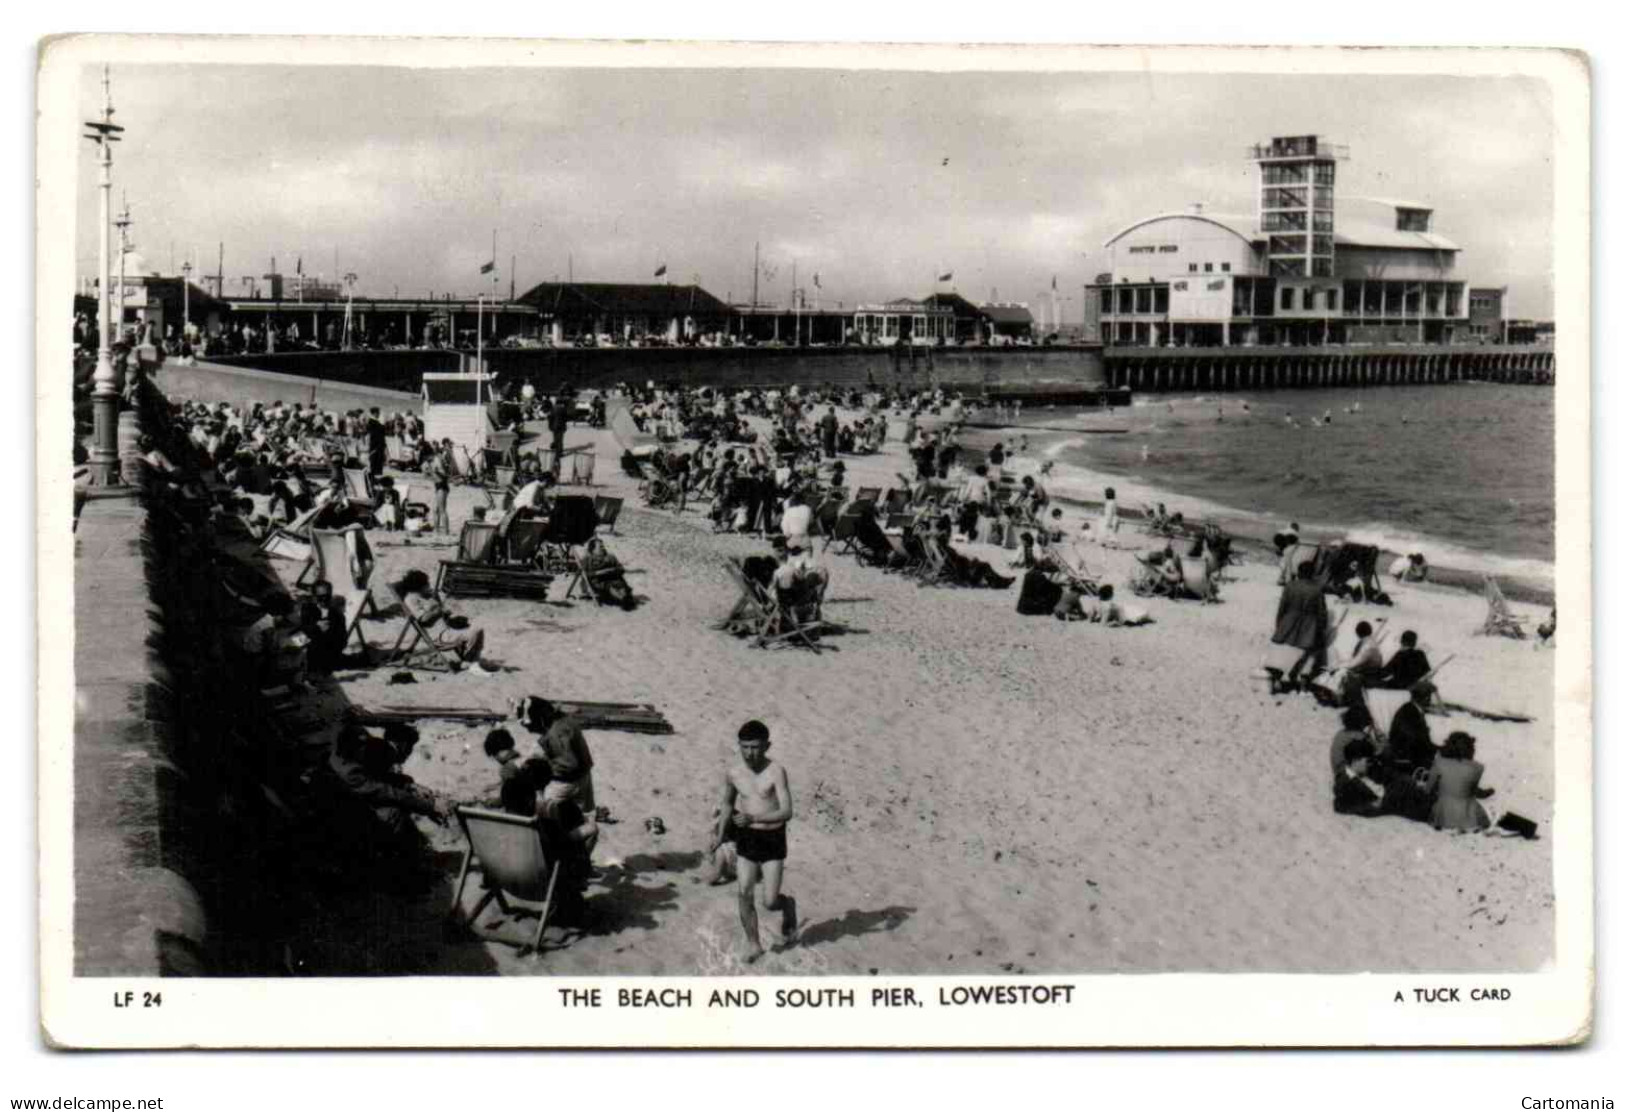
[567,450,597,487]
[1040,539,1102,598]
[309,527,382,652]
[718,557,773,637]
[447,807,565,957]
[341,467,377,511]
[1481,576,1527,639]
[593,495,625,535]
[260,503,323,567]
[436,521,551,599]
[384,435,416,469]
[916,534,962,588]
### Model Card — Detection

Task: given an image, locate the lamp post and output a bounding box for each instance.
[342,271,358,350]
[180,259,192,341]
[82,65,124,486]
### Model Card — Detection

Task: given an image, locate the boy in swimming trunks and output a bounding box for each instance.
[714,719,797,963]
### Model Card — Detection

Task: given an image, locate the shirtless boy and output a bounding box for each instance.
[714,720,797,963]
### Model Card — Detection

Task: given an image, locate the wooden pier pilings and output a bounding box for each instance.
[1102,345,1555,393]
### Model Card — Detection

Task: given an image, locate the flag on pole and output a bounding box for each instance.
[479,260,496,275]
[937,271,953,282]
[296,257,303,275]
[654,264,667,278]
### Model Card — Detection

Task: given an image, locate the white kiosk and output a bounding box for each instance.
[421,371,495,458]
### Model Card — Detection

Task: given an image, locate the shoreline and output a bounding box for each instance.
[920,414,1555,609]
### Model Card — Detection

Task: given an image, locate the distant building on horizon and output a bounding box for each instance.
[1085,134,1502,349]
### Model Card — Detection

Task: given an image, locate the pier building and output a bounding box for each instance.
[1087,135,1493,349]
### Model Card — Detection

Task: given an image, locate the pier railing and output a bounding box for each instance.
[1102,343,1554,392]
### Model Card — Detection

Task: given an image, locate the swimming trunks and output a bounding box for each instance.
[733,822,788,864]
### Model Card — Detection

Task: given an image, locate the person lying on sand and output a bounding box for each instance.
[1078,584,1151,626]
[715,720,797,963]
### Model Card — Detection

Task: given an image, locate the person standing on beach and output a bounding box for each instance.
[1271,559,1332,691]
[429,440,452,535]
[365,407,387,479]
[714,720,796,963]
[1102,486,1120,537]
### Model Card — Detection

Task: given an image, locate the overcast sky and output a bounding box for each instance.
[74,65,1556,318]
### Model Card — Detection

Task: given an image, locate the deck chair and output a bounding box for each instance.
[437,520,552,599]
[309,527,382,651]
[1040,540,1102,597]
[537,496,601,599]
[379,582,465,672]
[448,806,564,957]
[1130,554,1181,598]
[916,534,962,588]
[384,435,415,469]
[718,557,773,636]
[593,495,625,535]
[1481,576,1527,639]
[759,583,826,653]
[824,510,863,557]
[567,450,597,486]
[260,503,322,564]
[452,444,482,485]
[341,467,377,511]
[852,486,882,505]
[882,488,912,515]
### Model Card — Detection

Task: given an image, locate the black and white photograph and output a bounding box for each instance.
[36,36,1592,1050]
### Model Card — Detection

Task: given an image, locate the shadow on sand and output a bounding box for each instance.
[796,905,916,949]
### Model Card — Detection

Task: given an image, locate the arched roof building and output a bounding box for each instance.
[1085,137,1499,348]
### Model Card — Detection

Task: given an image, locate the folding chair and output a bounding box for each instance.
[437,521,552,599]
[852,486,882,505]
[341,467,377,511]
[718,557,773,636]
[592,496,624,535]
[380,584,465,672]
[1040,539,1102,598]
[882,488,912,515]
[435,519,500,585]
[1481,576,1528,639]
[568,450,597,486]
[448,806,564,957]
[308,527,383,651]
[384,435,417,470]
[260,503,322,564]
[824,510,863,557]
[760,583,826,653]
[916,534,959,588]
[528,495,598,592]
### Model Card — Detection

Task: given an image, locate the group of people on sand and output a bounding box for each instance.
[1264,528,1535,839]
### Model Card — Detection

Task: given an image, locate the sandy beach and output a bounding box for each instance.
[275,410,1555,977]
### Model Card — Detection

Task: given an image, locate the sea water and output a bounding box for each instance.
[971,383,1555,587]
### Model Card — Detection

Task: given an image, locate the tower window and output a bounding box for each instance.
[1221,263,1231,273]
[1204,263,1213,273]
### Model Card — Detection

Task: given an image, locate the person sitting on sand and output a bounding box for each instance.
[1332,736,1439,823]
[713,720,796,963]
[1537,606,1556,647]
[1377,630,1432,690]
[325,721,453,853]
[779,489,814,550]
[1016,559,1076,618]
[1329,705,1376,774]
[241,592,307,689]
[1388,552,1430,583]
[1431,731,1496,834]
[390,568,486,665]
[1385,680,1439,773]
